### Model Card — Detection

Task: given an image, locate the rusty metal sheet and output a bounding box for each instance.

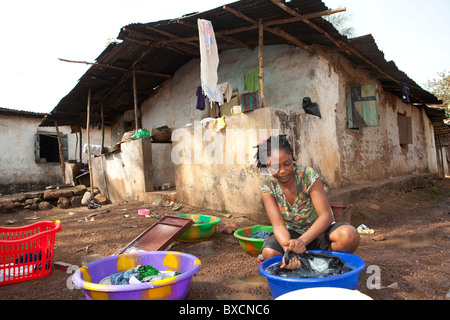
[114,215,193,255]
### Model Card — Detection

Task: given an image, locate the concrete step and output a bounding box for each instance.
[145,189,177,203]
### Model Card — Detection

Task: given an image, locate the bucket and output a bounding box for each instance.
[259,250,365,299]
[173,214,221,242]
[330,202,353,223]
[72,251,201,300]
[234,225,273,256]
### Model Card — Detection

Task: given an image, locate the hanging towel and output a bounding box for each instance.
[210,85,224,106]
[198,19,219,101]
[196,86,206,110]
[218,82,232,102]
[244,68,260,93]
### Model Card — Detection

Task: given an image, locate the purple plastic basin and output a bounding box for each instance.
[72,251,201,300]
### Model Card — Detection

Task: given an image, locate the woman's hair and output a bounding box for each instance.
[254,134,295,168]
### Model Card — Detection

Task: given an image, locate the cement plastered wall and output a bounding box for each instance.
[91,138,153,203]
[172,106,339,215]
[75,126,112,163]
[108,44,438,214]
[132,45,341,201]
[0,115,63,193]
[320,47,439,185]
[172,108,274,217]
[152,143,175,189]
[0,114,110,194]
[138,45,331,132]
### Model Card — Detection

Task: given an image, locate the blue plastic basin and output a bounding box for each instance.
[259,250,365,299]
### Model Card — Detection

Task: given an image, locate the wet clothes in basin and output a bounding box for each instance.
[267,251,352,279]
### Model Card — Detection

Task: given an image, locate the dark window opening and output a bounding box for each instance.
[35,133,68,163]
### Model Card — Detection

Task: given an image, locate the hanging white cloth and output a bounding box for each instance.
[218,82,232,102]
[198,19,219,101]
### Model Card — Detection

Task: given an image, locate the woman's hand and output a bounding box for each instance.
[281,238,307,270]
[288,237,307,254]
[281,254,301,270]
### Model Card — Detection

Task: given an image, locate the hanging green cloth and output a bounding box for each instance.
[244,68,260,93]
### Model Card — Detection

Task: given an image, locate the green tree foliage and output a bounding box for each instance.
[323,12,355,38]
[426,71,450,117]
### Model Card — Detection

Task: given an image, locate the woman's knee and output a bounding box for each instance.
[330,225,360,253]
[262,247,283,260]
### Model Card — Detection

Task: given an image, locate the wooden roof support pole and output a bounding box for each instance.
[146,25,202,50]
[269,0,400,83]
[258,18,267,109]
[265,7,347,27]
[79,128,82,164]
[86,89,94,191]
[100,104,105,151]
[175,20,254,50]
[132,66,139,132]
[98,47,155,106]
[123,27,199,56]
[59,58,172,79]
[54,120,66,185]
[74,131,78,162]
[270,0,347,52]
[222,5,313,54]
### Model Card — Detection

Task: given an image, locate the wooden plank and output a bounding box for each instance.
[114,215,194,255]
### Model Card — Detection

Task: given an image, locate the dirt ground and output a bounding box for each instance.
[0,177,449,300]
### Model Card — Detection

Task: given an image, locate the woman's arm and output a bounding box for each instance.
[261,191,291,251]
[261,191,302,270]
[297,179,333,246]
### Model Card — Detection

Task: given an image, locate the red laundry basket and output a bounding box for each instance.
[0,220,61,285]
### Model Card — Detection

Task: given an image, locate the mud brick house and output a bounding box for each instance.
[40,0,445,218]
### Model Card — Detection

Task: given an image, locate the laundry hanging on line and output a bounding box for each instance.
[198,19,219,101]
[196,86,206,110]
[401,82,411,104]
[196,82,233,113]
[218,82,232,103]
[244,68,261,93]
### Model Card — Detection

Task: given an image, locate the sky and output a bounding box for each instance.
[0,0,448,113]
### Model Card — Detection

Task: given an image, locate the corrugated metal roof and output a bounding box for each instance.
[39,0,441,128]
[0,107,48,118]
[423,105,450,137]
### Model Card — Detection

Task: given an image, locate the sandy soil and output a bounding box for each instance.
[0,177,448,300]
